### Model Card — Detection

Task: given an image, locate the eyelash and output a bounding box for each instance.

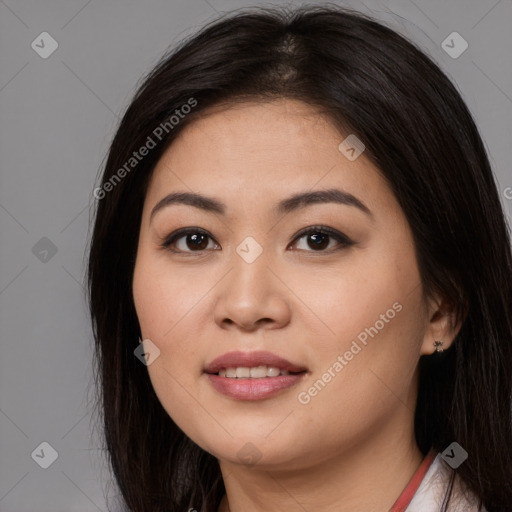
[160,225,354,255]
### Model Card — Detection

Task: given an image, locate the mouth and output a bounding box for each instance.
[203,351,308,400]
[212,365,305,378]
[204,350,307,376]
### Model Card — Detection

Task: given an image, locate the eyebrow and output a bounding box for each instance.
[149,188,372,222]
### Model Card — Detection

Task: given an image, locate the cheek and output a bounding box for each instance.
[293,247,418,353]
[133,247,207,342]
[132,250,212,422]
[291,295,425,457]
[294,241,426,401]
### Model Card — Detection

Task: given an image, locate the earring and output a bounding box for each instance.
[433,340,444,353]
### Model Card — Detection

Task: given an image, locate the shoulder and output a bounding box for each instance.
[406,453,486,512]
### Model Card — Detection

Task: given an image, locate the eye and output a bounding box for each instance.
[161,225,353,255]
[161,227,219,254]
[289,226,353,252]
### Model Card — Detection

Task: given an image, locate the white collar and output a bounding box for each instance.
[406,453,485,512]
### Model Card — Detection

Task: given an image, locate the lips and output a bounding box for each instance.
[204,350,308,400]
[204,350,307,375]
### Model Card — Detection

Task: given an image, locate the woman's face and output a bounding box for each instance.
[132,99,442,469]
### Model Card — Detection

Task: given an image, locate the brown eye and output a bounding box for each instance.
[305,232,330,250]
[162,228,218,253]
[290,226,353,252]
[184,232,209,250]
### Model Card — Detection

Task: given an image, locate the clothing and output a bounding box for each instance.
[390,450,486,512]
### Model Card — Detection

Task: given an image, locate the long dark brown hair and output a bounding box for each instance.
[87,5,512,511]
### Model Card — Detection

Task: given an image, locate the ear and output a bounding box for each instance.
[420,293,462,356]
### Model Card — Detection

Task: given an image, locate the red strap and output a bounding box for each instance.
[389,450,436,512]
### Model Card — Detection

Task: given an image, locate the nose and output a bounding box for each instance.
[212,249,291,332]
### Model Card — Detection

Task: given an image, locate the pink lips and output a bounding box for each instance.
[204,350,308,401]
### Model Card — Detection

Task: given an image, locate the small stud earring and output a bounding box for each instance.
[434,340,444,353]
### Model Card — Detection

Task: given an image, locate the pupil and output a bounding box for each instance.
[187,233,208,250]
[308,233,329,250]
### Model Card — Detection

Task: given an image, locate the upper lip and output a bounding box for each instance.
[204,350,307,374]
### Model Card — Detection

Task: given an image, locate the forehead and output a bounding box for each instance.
[165,99,339,162]
[145,99,394,218]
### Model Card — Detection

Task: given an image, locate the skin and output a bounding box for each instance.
[132,99,461,512]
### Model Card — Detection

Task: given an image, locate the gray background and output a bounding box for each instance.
[0,0,511,510]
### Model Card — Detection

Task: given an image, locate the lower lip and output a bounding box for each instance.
[205,373,307,400]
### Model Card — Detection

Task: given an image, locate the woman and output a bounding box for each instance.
[87,5,512,511]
